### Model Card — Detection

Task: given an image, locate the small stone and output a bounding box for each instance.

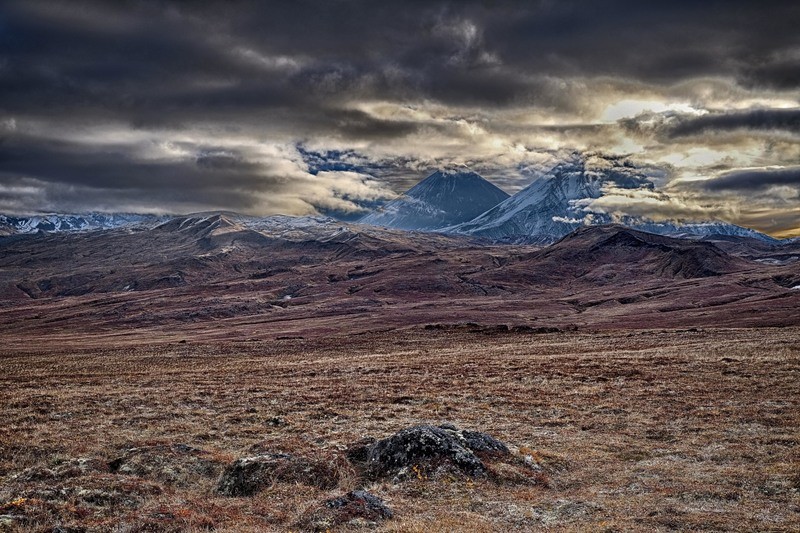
[300,490,393,530]
[325,490,393,520]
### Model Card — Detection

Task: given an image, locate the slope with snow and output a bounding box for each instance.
[447,159,604,241]
[448,157,774,243]
[359,169,509,231]
[635,221,777,243]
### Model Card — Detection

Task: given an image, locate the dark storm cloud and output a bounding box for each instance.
[4,0,797,123]
[325,109,421,139]
[489,0,800,86]
[0,132,395,215]
[696,166,800,192]
[739,53,800,91]
[667,109,800,138]
[0,134,261,193]
[0,1,418,132]
[0,0,798,233]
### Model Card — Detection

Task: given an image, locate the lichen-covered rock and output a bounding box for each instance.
[460,429,511,454]
[361,424,510,480]
[344,437,376,464]
[12,457,109,483]
[108,443,219,486]
[216,453,339,496]
[300,490,393,531]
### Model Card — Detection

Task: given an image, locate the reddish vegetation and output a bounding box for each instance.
[0,328,798,531]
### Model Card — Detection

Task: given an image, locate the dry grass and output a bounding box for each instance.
[1,327,799,531]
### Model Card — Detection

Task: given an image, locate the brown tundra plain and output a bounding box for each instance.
[2,328,799,532]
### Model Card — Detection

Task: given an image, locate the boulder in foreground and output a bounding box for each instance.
[351,423,510,481]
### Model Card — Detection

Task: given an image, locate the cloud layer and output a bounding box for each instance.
[0,0,798,235]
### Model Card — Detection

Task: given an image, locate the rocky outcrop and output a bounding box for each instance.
[216,453,339,496]
[349,424,510,481]
[108,443,219,487]
[298,490,393,531]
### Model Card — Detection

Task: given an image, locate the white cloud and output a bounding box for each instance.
[552,215,584,224]
[574,186,734,222]
[601,99,704,122]
[233,47,305,72]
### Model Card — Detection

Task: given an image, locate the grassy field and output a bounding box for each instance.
[1,327,799,531]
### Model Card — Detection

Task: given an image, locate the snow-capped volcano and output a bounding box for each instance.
[358,169,509,231]
[448,156,773,243]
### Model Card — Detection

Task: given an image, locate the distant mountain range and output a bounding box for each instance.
[0,212,336,237]
[1,213,798,334]
[0,157,791,244]
[447,157,615,241]
[0,213,168,235]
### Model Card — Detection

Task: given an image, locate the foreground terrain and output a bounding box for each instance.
[1,327,798,531]
[1,218,799,530]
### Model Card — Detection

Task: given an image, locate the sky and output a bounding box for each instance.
[0,0,798,237]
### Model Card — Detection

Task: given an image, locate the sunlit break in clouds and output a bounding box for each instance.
[0,0,798,236]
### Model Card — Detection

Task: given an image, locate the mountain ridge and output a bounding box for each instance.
[1,219,798,334]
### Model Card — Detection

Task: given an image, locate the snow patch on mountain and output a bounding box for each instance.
[447,156,645,240]
[0,213,169,234]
